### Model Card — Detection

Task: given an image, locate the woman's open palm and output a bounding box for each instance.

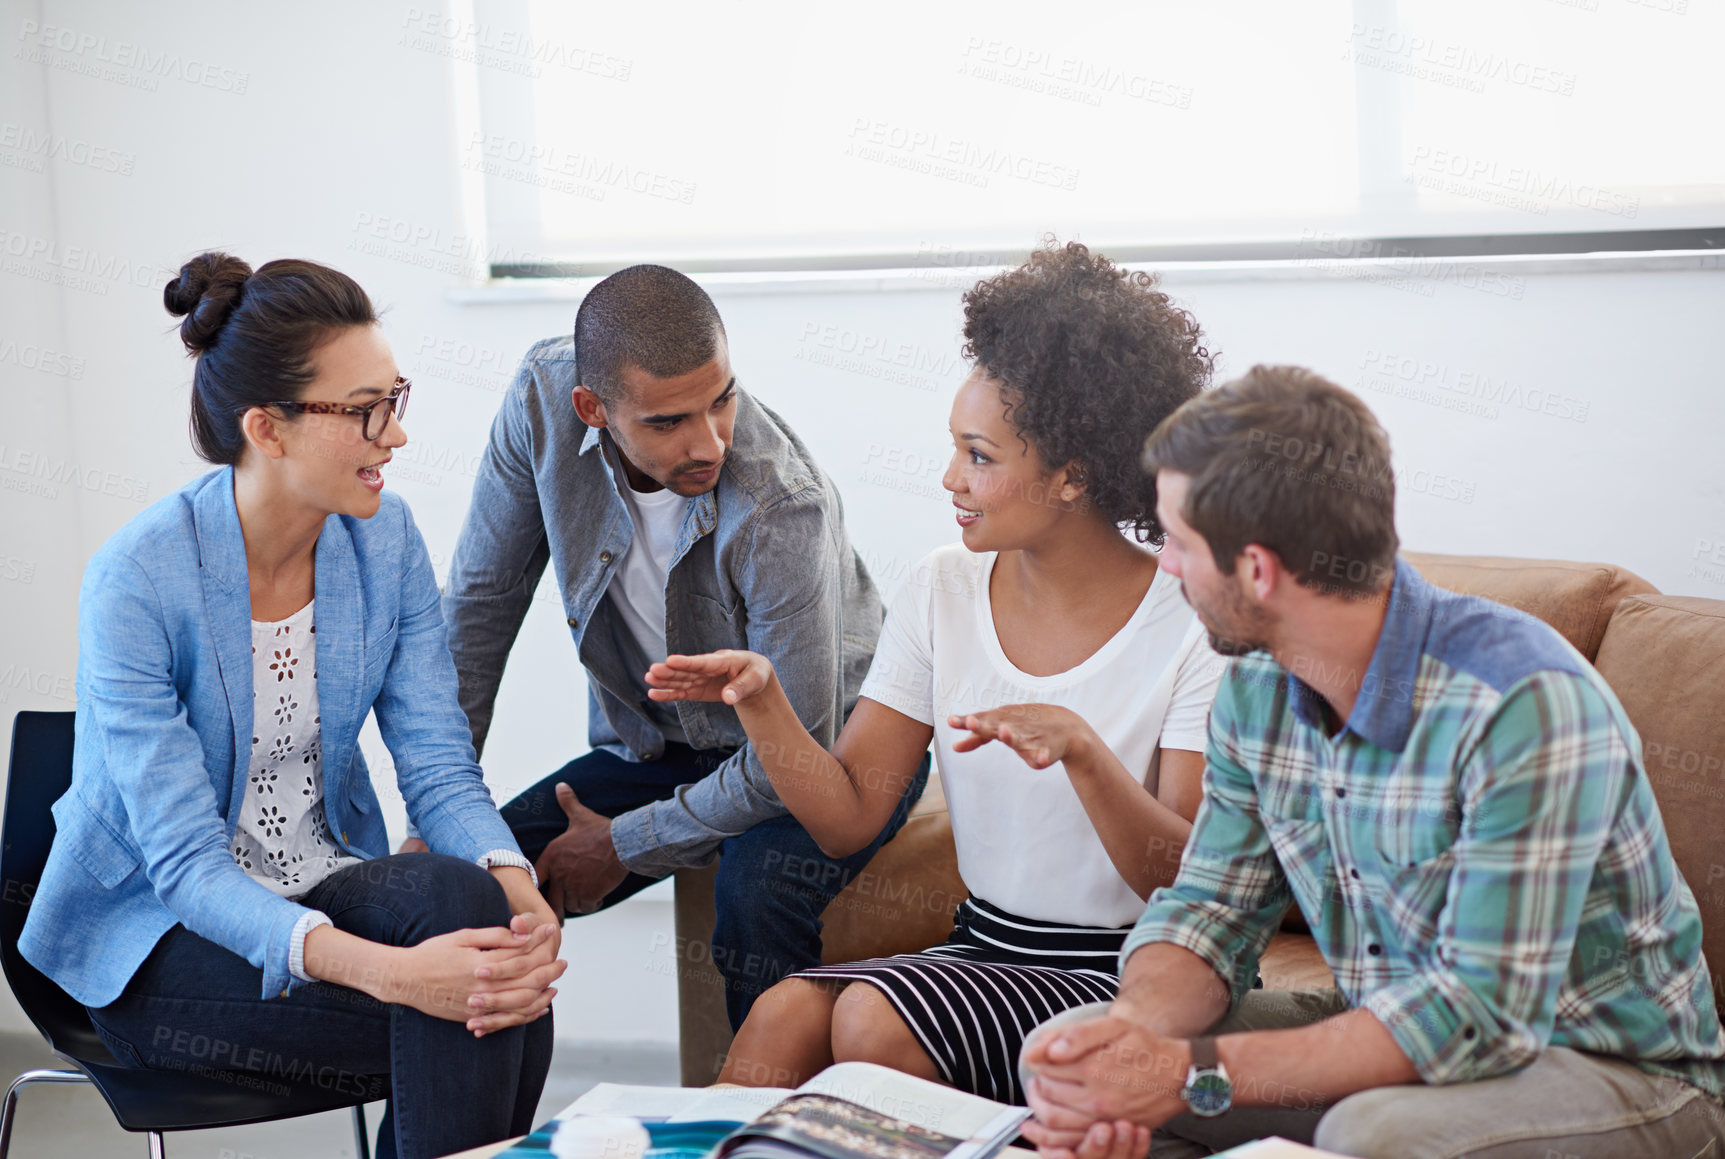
[948,703,1098,770]
[646,650,774,706]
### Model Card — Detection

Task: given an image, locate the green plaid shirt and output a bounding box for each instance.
[1125,559,1725,1097]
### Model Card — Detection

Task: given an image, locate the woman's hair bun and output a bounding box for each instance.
[164,251,253,354]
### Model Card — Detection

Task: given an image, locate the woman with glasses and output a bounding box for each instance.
[19,252,562,1159]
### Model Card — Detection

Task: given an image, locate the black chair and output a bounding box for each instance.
[0,711,378,1157]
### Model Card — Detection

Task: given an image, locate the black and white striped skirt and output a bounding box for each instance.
[796,896,1130,1104]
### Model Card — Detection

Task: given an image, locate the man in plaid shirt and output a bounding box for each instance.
[1019,366,1725,1158]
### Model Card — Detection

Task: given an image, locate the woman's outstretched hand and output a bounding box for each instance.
[948,704,1098,770]
[646,650,775,707]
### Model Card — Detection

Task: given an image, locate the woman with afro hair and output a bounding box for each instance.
[647,241,1221,1108]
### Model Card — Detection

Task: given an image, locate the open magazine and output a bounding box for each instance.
[493,1062,1031,1159]
[713,1063,1029,1159]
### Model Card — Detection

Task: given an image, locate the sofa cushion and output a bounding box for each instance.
[1405,553,1658,662]
[1593,594,1725,984]
[1260,932,1336,991]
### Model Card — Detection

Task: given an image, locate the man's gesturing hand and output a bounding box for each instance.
[534,783,628,918]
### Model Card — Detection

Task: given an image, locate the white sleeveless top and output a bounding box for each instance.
[857,544,1222,928]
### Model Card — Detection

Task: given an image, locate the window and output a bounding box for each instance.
[448,0,1723,272]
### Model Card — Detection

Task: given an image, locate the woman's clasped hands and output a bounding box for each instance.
[305,905,565,1040]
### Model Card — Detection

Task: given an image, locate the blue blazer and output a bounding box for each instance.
[20,468,523,1006]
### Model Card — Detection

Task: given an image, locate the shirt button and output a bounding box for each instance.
[1335,788,1347,799]
[1463,1026,1477,1040]
[567,617,579,628]
[1350,868,1361,880]
[600,551,613,564]
[1367,943,1382,955]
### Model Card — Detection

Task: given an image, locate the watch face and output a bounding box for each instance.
[1185,1071,1232,1117]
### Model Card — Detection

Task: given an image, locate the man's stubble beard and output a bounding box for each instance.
[1185,579,1272,657]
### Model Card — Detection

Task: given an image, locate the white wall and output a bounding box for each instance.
[1,0,1721,1046]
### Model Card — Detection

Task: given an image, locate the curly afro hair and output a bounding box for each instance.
[961,239,1213,543]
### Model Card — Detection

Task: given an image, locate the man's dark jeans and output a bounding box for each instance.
[86,854,554,1159]
[504,743,929,1028]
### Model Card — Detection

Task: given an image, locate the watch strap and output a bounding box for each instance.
[1188,1036,1219,1072]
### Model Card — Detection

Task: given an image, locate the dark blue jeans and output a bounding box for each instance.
[502,742,929,1029]
[86,854,553,1159]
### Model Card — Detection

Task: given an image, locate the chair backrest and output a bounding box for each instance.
[2,711,114,1062]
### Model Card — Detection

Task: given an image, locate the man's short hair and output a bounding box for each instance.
[1141,365,1400,596]
[574,265,725,402]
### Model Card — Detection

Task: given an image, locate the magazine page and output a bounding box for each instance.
[719,1063,1029,1159]
[798,1062,1027,1142]
[719,1092,971,1159]
[563,1082,716,1122]
[667,1084,797,1123]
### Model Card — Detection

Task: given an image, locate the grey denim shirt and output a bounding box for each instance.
[442,336,883,877]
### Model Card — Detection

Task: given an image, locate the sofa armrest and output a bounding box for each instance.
[672,860,733,1085]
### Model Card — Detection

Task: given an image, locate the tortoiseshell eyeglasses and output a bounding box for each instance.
[257,377,411,441]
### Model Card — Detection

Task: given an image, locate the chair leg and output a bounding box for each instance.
[0,1068,93,1159]
[147,1130,165,1158]
[352,1102,371,1159]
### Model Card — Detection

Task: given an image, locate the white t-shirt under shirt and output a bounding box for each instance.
[858,544,1223,929]
[609,474,692,743]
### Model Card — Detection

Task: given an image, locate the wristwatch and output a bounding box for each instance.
[1181,1036,1233,1117]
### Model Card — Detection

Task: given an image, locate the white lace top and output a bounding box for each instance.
[236,600,361,896]
[238,599,536,986]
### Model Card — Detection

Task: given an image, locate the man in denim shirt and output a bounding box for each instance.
[433,266,925,1027]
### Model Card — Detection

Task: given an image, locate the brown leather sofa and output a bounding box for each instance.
[672,553,1725,1085]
